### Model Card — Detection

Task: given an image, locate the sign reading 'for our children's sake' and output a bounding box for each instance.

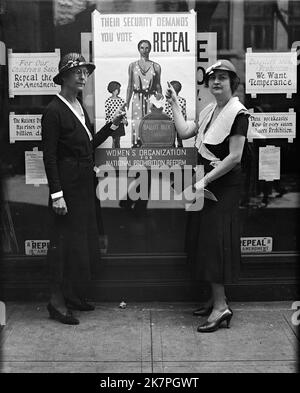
[8,49,60,97]
[245,49,297,97]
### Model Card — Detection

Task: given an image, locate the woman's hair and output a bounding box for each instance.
[107,81,121,93]
[137,39,152,52]
[204,71,240,93]
[170,80,182,94]
[60,69,73,86]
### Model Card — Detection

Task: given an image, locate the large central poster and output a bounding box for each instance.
[92,10,196,154]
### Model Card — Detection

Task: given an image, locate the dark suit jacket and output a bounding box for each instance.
[42,95,114,195]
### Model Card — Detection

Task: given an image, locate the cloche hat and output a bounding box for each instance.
[53,52,95,85]
[205,59,238,77]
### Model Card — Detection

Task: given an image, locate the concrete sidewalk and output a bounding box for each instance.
[0,301,298,373]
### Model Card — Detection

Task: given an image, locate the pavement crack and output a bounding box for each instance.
[282,314,299,343]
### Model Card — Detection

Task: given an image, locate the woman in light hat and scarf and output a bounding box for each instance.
[166,60,249,332]
[42,53,125,325]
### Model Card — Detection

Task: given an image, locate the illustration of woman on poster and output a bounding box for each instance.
[126,39,163,146]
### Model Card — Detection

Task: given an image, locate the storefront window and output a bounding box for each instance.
[1,0,92,255]
[289,1,300,45]
[241,1,299,254]
[244,1,274,49]
[209,1,230,50]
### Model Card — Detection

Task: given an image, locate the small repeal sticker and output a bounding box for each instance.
[25,240,50,256]
[240,237,273,253]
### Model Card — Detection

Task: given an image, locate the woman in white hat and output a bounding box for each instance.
[42,53,125,325]
[166,59,249,332]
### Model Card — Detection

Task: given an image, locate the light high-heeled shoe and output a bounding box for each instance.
[197,308,233,333]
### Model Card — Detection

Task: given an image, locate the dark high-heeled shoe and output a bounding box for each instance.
[197,308,233,333]
[47,303,79,325]
[193,306,213,317]
[65,298,95,312]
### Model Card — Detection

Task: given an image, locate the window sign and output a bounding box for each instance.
[248,109,296,143]
[92,10,197,152]
[9,113,42,143]
[25,148,47,186]
[8,49,60,97]
[259,146,281,181]
[25,240,50,256]
[196,32,217,115]
[241,237,273,253]
[245,48,297,98]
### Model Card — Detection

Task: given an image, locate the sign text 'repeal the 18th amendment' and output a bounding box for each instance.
[8,49,60,97]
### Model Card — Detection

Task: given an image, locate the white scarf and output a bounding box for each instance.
[56,93,93,141]
[195,96,249,161]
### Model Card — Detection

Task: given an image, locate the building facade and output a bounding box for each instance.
[0,0,299,300]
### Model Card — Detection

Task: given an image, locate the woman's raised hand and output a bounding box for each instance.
[165,81,177,104]
[155,92,164,101]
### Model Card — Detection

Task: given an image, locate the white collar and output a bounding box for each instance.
[56,93,92,141]
[195,97,249,161]
[199,97,248,145]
